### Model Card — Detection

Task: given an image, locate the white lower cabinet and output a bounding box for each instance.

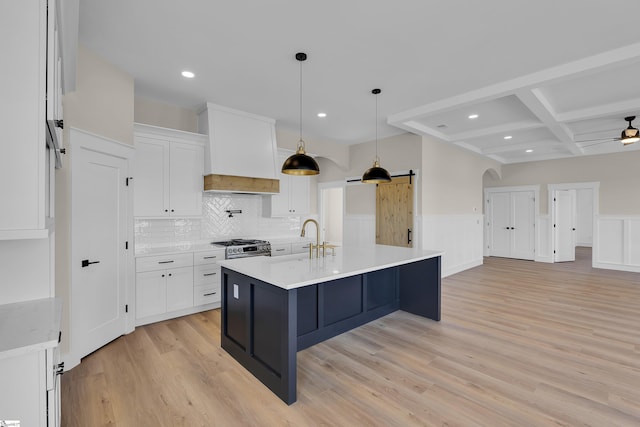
[291,241,312,254]
[270,243,292,256]
[0,298,62,427]
[135,253,194,322]
[135,249,224,325]
[193,249,224,306]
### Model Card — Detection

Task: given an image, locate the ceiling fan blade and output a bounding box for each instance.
[575,137,618,143]
[579,139,618,148]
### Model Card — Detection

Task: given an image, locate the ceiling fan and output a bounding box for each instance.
[575,116,640,148]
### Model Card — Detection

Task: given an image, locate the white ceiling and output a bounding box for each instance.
[78,0,640,163]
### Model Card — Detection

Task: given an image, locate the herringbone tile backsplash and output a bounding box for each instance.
[135,193,304,248]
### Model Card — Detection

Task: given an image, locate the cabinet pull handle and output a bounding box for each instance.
[203,272,217,276]
[203,255,217,259]
[275,248,285,252]
[158,260,174,264]
[204,292,217,296]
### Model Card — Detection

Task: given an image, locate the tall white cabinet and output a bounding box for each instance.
[0,0,63,239]
[133,124,206,218]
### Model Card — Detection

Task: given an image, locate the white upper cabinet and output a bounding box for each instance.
[133,124,205,218]
[0,0,62,239]
[198,103,278,179]
[264,151,311,217]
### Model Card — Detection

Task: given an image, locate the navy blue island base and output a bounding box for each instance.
[220,255,441,405]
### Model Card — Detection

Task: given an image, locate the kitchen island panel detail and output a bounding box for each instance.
[221,270,297,404]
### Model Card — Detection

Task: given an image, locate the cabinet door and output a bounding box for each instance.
[169,142,203,216]
[271,243,292,256]
[166,266,194,312]
[134,137,170,217]
[270,174,291,216]
[289,174,310,215]
[136,270,167,318]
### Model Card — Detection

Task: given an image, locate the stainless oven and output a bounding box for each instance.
[211,239,271,259]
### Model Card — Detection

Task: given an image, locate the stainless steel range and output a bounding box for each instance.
[212,239,271,259]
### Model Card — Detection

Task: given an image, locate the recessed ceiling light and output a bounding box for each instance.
[526,149,533,153]
[181,70,195,78]
[504,135,512,140]
[317,112,327,118]
[468,114,479,119]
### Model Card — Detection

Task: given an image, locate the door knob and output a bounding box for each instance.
[81,259,100,268]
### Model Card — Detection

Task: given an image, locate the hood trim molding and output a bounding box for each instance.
[204,174,279,194]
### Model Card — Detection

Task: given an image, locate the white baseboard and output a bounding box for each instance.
[443,258,483,278]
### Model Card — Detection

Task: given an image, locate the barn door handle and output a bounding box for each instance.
[407,228,412,244]
[81,259,100,268]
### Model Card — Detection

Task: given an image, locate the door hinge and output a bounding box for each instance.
[126,177,133,186]
[553,198,556,202]
[125,241,129,250]
[125,304,129,313]
[553,224,556,228]
[553,250,556,254]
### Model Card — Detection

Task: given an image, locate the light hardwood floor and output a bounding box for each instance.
[61,248,640,426]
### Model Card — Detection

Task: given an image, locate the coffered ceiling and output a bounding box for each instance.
[78,0,640,163]
[389,46,640,163]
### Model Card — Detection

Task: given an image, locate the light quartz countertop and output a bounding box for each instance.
[218,245,444,290]
[0,297,62,360]
[134,237,313,257]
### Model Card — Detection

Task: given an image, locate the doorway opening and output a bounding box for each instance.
[319,182,344,245]
[549,182,599,264]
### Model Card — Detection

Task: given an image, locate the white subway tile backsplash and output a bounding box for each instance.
[135,193,311,247]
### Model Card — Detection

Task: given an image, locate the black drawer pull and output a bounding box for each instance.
[203,272,217,277]
[158,260,174,264]
[203,292,217,296]
[203,255,217,259]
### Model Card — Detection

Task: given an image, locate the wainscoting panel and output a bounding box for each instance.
[594,216,640,272]
[422,215,484,278]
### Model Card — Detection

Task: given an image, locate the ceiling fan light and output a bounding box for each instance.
[620,116,639,145]
[362,159,392,183]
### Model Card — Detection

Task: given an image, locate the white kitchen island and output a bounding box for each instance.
[218,245,443,405]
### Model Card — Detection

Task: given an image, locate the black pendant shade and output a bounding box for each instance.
[362,88,391,183]
[282,52,320,176]
[281,144,320,175]
[362,159,392,183]
[620,116,640,145]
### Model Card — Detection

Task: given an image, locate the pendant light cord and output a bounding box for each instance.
[299,58,304,149]
[375,91,379,162]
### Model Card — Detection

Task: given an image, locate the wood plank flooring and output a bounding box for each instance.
[61,248,640,426]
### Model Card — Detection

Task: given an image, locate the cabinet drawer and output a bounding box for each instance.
[194,249,225,265]
[136,252,193,272]
[291,241,312,254]
[271,243,291,256]
[194,264,222,286]
[194,284,221,306]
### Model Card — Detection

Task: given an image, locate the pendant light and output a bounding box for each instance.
[362,88,392,183]
[620,116,639,145]
[281,52,320,175]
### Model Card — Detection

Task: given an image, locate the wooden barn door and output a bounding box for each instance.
[376,176,413,247]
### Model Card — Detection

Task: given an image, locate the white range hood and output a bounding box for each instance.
[198,102,280,193]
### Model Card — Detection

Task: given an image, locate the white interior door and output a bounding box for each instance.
[554,189,576,262]
[511,191,535,260]
[72,132,129,360]
[489,192,511,257]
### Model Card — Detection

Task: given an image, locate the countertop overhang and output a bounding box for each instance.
[218,245,444,290]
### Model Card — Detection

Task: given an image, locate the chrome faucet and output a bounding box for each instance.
[301,218,320,258]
